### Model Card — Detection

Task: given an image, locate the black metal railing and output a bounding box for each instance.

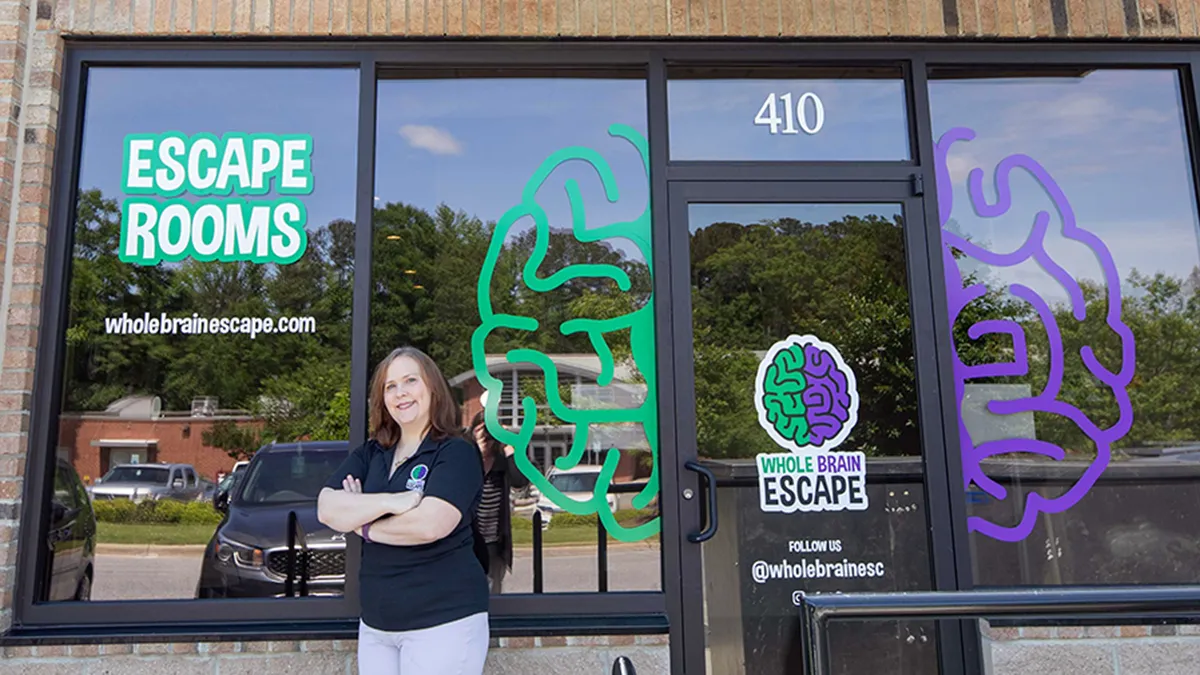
[284,510,309,597]
[527,482,649,594]
[611,656,637,674]
[796,585,1200,675]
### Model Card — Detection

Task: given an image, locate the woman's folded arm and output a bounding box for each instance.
[357,497,462,546]
[317,485,422,533]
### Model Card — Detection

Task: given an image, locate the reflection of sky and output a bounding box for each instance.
[78,67,359,232]
[374,78,649,263]
[688,203,903,232]
[929,70,1200,304]
[668,79,910,161]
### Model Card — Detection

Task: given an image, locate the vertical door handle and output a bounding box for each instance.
[684,460,718,543]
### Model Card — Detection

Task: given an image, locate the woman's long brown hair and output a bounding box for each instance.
[369,346,461,450]
[470,409,504,470]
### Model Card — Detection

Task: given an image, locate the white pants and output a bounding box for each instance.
[358,613,489,675]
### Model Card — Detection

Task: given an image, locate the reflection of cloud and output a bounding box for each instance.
[932,71,1189,184]
[380,79,643,124]
[399,124,464,155]
[961,218,1200,306]
[935,69,1200,313]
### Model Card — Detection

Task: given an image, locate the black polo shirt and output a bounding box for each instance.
[324,434,487,632]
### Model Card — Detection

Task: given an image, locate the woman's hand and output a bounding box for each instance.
[389,490,423,515]
[342,475,420,514]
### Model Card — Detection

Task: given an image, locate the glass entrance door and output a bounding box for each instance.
[667,181,963,674]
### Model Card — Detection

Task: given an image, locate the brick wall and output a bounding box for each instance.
[59,415,261,483]
[0,0,60,637]
[0,636,670,673]
[0,0,1192,671]
[39,0,1200,37]
[981,623,1200,675]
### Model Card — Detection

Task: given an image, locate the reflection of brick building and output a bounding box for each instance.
[451,354,653,482]
[56,396,261,484]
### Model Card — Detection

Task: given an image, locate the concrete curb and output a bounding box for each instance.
[97,543,208,557]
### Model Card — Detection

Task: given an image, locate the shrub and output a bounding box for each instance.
[544,508,657,530]
[93,499,136,523]
[150,499,186,523]
[92,498,223,525]
[180,501,224,525]
[547,512,598,528]
[616,508,657,526]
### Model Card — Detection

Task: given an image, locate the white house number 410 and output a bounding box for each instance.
[754,92,825,135]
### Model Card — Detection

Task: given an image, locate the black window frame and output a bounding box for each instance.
[5,42,1200,673]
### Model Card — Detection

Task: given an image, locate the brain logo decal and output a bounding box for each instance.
[755,335,859,453]
[935,127,1136,543]
[471,124,659,543]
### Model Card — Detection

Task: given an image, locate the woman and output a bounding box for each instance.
[470,410,530,594]
[317,347,488,675]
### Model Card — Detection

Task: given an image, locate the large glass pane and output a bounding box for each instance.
[668,67,911,161]
[53,67,359,602]
[691,202,937,674]
[373,75,660,594]
[930,68,1200,586]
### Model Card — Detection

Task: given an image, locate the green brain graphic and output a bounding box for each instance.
[760,345,809,445]
[471,124,659,543]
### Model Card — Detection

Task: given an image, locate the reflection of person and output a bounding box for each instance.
[317,346,488,675]
[470,410,530,594]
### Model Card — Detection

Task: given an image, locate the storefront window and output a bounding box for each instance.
[373,74,660,594]
[52,66,358,602]
[929,68,1200,586]
[667,67,911,161]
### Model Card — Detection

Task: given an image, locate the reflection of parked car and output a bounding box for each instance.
[535,465,619,525]
[87,463,206,502]
[46,458,96,601]
[212,471,242,512]
[195,441,350,599]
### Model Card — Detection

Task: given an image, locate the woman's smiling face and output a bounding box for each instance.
[384,355,431,429]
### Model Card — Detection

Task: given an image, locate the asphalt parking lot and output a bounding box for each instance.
[91,543,663,601]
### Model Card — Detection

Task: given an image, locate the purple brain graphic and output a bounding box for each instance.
[802,343,853,446]
[935,127,1136,543]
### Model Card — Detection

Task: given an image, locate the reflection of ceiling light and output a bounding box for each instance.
[387,235,401,240]
[404,269,416,275]
[413,284,425,290]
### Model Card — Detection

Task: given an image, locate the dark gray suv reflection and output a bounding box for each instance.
[195,441,350,599]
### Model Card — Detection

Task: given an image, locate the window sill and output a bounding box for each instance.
[0,614,669,646]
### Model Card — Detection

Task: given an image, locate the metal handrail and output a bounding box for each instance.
[797,586,1200,675]
[284,510,309,598]
[527,481,650,594]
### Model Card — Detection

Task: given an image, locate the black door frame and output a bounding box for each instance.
[664,179,974,675]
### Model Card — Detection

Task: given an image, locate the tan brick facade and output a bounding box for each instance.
[34,0,1200,37]
[0,637,670,672]
[0,0,1195,671]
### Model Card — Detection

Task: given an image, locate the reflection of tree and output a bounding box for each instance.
[952,252,1200,460]
[690,215,920,459]
[66,189,180,410]
[64,190,353,454]
[85,189,1200,467]
[66,190,656,459]
[368,201,651,385]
